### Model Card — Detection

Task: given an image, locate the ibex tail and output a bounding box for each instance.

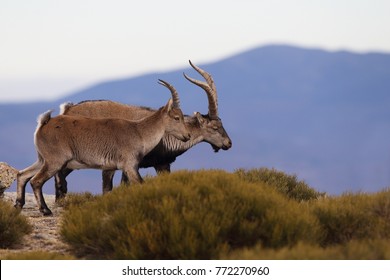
[37,110,53,127]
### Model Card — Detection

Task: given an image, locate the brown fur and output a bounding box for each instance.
[54,62,232,199]
[15,99,190,215]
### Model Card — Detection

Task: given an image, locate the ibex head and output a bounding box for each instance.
[183,60,232,152]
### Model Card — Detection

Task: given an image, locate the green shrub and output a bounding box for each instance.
[0,200,31,248]
[370,189,390,233]
[313,191,390,246]
[61,170,320,259]
[58,192,97,209]
[235,168,323,201]
[223,239,390,260]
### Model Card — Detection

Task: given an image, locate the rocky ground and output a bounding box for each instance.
[0,192,70,257]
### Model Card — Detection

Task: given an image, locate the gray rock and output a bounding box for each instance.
[0,162,18,197]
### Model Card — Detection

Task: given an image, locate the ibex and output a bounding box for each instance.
[55,61,232,200]
[15,80,191,215]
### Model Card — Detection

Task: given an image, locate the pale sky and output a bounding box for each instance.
[1,0,390,102]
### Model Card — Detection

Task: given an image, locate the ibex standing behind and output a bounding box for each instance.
[15,81,190,215]
[55,61,232,199]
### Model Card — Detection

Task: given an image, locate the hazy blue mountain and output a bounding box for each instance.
[1,45,390,195]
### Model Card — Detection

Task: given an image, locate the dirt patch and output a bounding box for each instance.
[0,192,71,257]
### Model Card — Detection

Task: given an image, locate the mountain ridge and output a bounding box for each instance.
[1,44,390,194]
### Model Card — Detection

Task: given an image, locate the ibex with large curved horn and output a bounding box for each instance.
[15,81,190,215]
[54,61,232,199]
[184,60,219,120]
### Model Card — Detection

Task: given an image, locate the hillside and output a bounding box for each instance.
[2,169,390,260]
[1,45,390,194]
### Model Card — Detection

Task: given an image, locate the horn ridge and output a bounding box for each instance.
[158,79,180,108]
[183,61,218,119]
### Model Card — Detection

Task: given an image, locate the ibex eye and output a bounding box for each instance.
[174,116,180,121]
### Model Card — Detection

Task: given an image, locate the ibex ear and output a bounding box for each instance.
[194,112,206,126]
[164,98,173,113]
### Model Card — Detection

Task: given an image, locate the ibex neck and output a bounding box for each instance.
[138,108,167,155]
[161,117,204,154]
[161,134,202,154]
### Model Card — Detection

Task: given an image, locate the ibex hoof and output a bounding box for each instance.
[55,193,66,202]
[14,201,24,209]
[41,208,53,216]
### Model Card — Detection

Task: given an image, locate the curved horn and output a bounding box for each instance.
[183,60,218,119]
[158,79,180,108]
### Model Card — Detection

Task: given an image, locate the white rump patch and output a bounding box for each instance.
[59,102,73,115]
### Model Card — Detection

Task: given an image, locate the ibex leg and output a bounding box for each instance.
[102,170,115,194]
[54,167,73,201]
[123,167,143,185]
[30,163,62,216]
[15,160,42,209]
[120,172,129,186]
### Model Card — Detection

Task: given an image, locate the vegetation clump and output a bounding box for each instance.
[61,170,320,259]
[0,200,31,248]
[223,239,390,260]
[235,167,324,201]
[313,190,390,246]
[56,169,390,260]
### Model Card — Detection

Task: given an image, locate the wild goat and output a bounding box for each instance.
[15,81,190,215]
[54,61,232,200]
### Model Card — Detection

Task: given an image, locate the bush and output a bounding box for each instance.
[223,239,390,260]
[0,200,31,248]
[235,168,323,201]
[61,170,321,259]
[313,191,390,246]
[58,192,97,209]
[370,189,390,233]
